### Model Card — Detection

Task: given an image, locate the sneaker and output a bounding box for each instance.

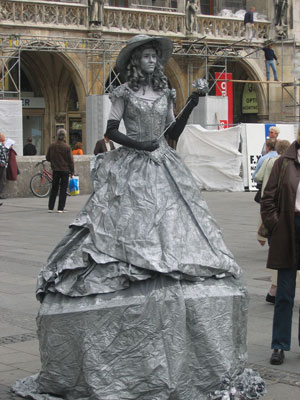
[0,202,2,206]
[270,349,284,365]
[57,210,63,213]
[266,293,275,304]
[48,210,54,213]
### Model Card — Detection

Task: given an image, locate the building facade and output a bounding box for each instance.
[0,0,299,154]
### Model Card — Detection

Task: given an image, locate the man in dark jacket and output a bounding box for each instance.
[46,128,74,213]
[93,134,115,155]
[23,137,37,155]
[261,135,300,365]
[244,6,255,42]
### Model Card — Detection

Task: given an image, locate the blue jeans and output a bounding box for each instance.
[271,217,300,350]
[266,60,278,80]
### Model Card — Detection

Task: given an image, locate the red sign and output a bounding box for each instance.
[218,120,228,130]
[215,72,233,128]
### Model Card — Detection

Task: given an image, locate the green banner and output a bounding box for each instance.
[242,82,258,114]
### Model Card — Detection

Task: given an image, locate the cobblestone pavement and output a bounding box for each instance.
[0,193,299,399]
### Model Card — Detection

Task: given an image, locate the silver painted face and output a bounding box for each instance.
[140,48,157,74]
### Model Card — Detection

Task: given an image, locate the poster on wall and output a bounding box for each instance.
[242,82,258,114]
[0,100,23,155]
[243,123,295,190]
[215,72,233,128]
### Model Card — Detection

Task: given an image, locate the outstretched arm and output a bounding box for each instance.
[165,78,208,141]
[165,92,200,141]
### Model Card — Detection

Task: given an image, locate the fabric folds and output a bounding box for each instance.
[13,85,265,400]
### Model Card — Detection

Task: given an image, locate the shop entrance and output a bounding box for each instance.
[18,51,85,154]
[22,112,44,155]
[69,117,82,150]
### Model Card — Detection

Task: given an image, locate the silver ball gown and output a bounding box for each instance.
[13,84,265,400]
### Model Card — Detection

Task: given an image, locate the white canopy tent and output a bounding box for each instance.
[177,124,243,191]
[177,123,297,192]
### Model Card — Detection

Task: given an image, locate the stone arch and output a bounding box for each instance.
[237,57,268,120]
[165,58,186,114]
[19,48,86,152]
[207,56,268,123]
[55,52,87,111]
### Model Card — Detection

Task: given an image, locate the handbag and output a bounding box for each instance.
[254,159,272,204]
[258,159,289,238]
[258,222,271,238]
[69,176,80,196]
[254,183,262,204]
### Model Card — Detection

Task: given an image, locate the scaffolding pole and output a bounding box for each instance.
[1,32,298,121]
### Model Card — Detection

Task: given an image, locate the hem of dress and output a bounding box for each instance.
[207,368,266,399]
[12,369,266,400]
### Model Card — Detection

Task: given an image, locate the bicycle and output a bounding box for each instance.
[30,160,53,198]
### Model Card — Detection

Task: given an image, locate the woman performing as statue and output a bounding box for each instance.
[13,35,265,400]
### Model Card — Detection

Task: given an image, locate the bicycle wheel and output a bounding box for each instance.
[30,173,52,198]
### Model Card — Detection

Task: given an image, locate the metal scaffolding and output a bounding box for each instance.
[0,33,125,97]
[0,33,298,121]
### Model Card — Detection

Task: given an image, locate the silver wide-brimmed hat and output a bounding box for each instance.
[116,35,173,74]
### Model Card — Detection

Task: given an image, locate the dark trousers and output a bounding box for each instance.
[271,216,300,350]
[0,166,6,195]
[48,171,69,211]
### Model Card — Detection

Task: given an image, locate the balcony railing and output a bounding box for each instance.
[0,1,271,41]
[196,14,270,41]
[103,7,184,36]
[102,7,270,41]
[0,0,87,29]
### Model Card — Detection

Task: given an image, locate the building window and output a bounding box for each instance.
[109,0,129,7]
[69,118,82,149]
[68,83,79,112]
[200,1,246,15]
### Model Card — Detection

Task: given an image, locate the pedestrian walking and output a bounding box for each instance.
[46,128,74,213]
[261,130,300,365]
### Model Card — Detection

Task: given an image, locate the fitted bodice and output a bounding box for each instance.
[109,84,175,142]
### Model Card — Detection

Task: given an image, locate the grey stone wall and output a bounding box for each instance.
[2,156,93,198]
